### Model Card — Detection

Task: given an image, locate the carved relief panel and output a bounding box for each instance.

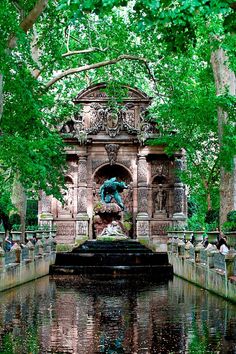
[60,83,153,143]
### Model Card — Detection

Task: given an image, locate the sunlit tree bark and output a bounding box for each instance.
[211,48,236,224]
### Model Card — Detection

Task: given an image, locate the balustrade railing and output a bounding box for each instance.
[200,249,208,264]
[21,247,29,261]
[0,237,56,272]
[168,238,236,277]
[213,253,226,272]
[4,250,17,265]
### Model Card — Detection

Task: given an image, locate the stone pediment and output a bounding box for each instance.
[60,83,157,143]
[74,82,150,103]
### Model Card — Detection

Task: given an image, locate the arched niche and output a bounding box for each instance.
[92,163,133,238]
[93,163,132,185]
[152,175,171,218]
[56,175,74,218]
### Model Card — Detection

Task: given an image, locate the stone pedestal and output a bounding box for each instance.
[136,155,150,239]
[39,213,54,229]
[136,213,150,240]
[76,213,89,242]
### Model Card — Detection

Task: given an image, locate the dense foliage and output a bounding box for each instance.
[0,0,235,227]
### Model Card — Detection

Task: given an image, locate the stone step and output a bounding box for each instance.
[50,240,173,277]
[72,240,152,253]
[50,264,173,277]
[55,252,169,266]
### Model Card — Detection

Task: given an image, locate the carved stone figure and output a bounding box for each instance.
[99,177,128,210]
[105,144,120,165]
[155,184,167,212]
[62,187,73,212]
[100,221,125,237]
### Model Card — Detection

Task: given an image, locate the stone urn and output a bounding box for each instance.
[11,231,22,242]
[207,231,219,245]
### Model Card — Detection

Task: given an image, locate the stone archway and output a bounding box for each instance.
[92,164,133,238]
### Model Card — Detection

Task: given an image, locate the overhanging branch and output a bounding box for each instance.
[20,0,48,32]
[9,0,48,48]
[45,54,147,88]
[62,47,108,57]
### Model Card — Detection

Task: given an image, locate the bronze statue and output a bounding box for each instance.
[99,177,128,210]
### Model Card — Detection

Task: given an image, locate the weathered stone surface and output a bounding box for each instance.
[40,83,187,242]
[55,221,76,244]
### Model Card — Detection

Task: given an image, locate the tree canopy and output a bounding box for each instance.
[0,0,235,227]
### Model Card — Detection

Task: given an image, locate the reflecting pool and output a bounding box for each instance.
[0,275,235,353]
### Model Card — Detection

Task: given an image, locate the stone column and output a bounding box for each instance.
[136,155,150,239]
[173,157,186,222]
[76,155,89,241]
[39,191,53,229]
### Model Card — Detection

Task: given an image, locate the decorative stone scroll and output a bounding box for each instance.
[105,144,120,165]
[60,100,153,143]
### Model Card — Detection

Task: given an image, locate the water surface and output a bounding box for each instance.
[0,275,235,353]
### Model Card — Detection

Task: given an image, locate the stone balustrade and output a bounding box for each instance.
[0,237,57,292]
[168,238,236,303]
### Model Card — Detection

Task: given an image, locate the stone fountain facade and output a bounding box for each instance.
[38,83,187,246]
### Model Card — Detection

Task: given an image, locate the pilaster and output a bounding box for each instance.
[173,157,186,221]
[76,155,89,240]
[136,155,150,239]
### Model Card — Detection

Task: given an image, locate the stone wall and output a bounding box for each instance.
[168,240,236,303]
[0,240,56,292]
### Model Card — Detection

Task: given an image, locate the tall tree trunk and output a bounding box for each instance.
[211,48,236,225]
[11,175,27,243]
[6,1,49,240]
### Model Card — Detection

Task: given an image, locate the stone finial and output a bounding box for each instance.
[194,242,204,262]
[178,239,185,256]
[11,243,21,263]
[205,243,217,252]
[36,239,44,255]
[185,241,194,250]
[26,240,35,250]
[195,242,205,251]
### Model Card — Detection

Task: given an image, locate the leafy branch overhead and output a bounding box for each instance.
[0,0,235,225]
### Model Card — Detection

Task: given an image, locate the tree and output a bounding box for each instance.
[1,0,235,231]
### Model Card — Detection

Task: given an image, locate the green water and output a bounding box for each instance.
[0,275,235,353]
